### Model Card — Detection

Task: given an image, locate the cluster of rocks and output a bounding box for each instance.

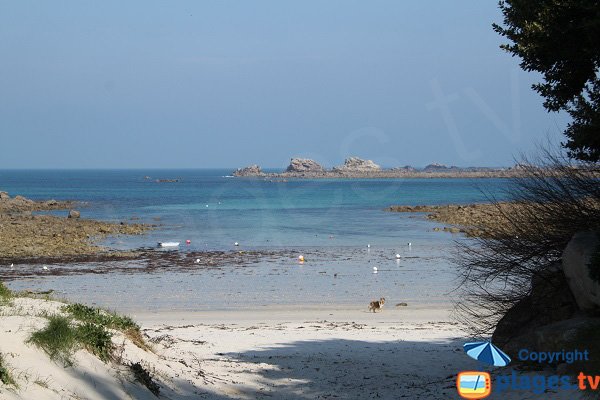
[233,164,264,177]
[388,202,515,237]
[493,232,600,363]
[0,191,75,213]
[0,190,150,261]
[233,158,518,179]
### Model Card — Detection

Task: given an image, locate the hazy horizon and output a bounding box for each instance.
[0,1,568,169]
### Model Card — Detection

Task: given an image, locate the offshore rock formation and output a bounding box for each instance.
[333,157,381,173]
[232,157,519,179]
[233,165,264,177]
[423,163,460,172]
[286,158,324,173]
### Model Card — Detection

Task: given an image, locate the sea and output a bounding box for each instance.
[0,169,511,312]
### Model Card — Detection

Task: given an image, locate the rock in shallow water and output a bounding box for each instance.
[68,209,81,219]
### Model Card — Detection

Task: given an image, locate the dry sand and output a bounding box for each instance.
[0,298,579,399]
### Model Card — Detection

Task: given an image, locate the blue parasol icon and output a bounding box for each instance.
[463,341,511,367]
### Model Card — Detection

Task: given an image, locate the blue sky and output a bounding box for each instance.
[0,1,567,169]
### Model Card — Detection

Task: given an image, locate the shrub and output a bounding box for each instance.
[455,149,600,336]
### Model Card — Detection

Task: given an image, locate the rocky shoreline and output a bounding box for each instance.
[234,157,523,179]
[0,191,151,262]
[388,202,517,237]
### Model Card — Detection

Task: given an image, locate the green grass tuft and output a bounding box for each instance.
[76,322,113,362]
[0,282,12,305]
[28,314,115,365]
[0,282,11,297]
[62,303,139,331]
[0,353,17,387]
[28,315,76,367]
[62,303,148,350]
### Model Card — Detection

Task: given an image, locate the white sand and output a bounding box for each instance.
[0,299,579,399]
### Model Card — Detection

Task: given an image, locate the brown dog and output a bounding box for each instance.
[368,297,386,313]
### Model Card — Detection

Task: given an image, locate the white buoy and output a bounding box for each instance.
[206,204,209,207]
[195,258,200,264]
[395,254,401,259]
[234,242,239,246]
[42,266,48,270]
[373,266,378,273]
[298,255,305,262]
[10,263,14,268]
[408,242,412,246]
[367,244,371,248]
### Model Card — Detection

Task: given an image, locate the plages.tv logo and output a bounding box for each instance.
[456,341,511,399]
[457,371,492,399]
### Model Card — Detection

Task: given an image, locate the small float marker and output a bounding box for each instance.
[234,242,239,246]
[373,266,378,272]
[407,242,412,246]
[42,266,48,270]
[186,239,191,245]
[395,254,401,259]
[367,244,371,248]
[298,255,305,262]
[195,258,200,264]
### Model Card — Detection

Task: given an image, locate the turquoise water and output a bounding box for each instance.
[0,170,511,311]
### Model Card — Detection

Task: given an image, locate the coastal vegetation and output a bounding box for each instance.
[0,282,148,367]
[454,151,600,335]
[0,352,16,387]
[445,0,600,356]
[494,0,600,162]
[62,303,149,351]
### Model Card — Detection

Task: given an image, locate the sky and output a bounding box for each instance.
[0,1,569,169]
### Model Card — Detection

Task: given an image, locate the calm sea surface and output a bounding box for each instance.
[1,170,511,312]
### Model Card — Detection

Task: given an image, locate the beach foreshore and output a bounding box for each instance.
[0,297,575,400]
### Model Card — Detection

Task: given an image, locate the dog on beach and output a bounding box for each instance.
[368,297,385,312]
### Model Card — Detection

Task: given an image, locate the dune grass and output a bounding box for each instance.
[28,315,77,366]
[62,303,149,351]
[28,314,114,366]
[0,282,12,306]
[0,353,16,387]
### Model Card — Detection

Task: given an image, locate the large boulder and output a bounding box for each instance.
[285,158,324,173]
[233,165,263,177]
[562,231,600,311]
[333,157,381,172]
[492,263,578,354]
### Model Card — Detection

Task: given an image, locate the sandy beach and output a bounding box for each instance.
[0,295,577,400]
